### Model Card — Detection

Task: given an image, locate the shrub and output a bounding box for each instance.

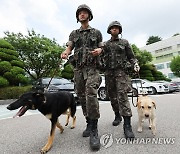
[10,66,25,75]
[0,39,14,50]
[61,64,74,79]
[0,51,19,61]
[0,86,32,100]
[3,72,14,83]
[170,56,180,77]
[16,74,29,84]
[3,72,28,86]
[61,71,74,79]
[0,61,12,74]
[10,60,24,68]
[0,48,18,57]
[0,76,9,87]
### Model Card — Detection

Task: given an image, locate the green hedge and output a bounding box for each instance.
[0,86,32,100]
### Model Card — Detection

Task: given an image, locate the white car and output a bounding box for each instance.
[153,81,179,93]
[131,79,169,95]
[98,76,153,101]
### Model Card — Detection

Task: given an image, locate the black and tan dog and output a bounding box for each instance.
[7,91,76,153]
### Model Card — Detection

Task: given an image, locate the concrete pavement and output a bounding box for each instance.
[0,93,180,154]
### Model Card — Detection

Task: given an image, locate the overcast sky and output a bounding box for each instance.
[0,0,180,48]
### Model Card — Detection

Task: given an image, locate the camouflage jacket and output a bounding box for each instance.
[102,37,137,72]
[66,25,103,69]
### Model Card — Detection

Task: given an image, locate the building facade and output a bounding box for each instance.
[140,35,180,81]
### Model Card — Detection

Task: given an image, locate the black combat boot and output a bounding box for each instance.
[112,112,122,126]
[89,119,100,151]
[82,117,92,137]
[123,116,135,140]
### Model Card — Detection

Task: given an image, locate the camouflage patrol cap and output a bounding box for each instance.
[76,4,93,21]
[107,21,122,34]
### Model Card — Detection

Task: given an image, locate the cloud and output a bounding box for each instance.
[0,0,27,35]
[0,0,180,48]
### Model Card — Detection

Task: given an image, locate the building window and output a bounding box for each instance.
[156,53,174,60]
[155,46,172,53]
[155,64,164,70]
[168,73,176,79]
[166,62,171,68]
[156,55,164,60]
[163,53,173,58]
[155,49,163,54]
[177,44,180,48]
[163,46,172,51]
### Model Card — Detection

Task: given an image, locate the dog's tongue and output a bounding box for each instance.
[13,106,28,118]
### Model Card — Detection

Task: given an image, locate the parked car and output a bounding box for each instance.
[172,81,180,91]
[153,81,179,93]
[98,76,153,101]
[32,77,75,93]
[131,79,169,94]
[131,80,153,95]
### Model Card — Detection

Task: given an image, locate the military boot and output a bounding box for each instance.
[82,117,92,137]
[89,119,100,151]
[123,116,135,139]
[112,112,122,126]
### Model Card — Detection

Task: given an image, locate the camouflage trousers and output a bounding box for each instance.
[74,67,102,120]
[105,69,132,117]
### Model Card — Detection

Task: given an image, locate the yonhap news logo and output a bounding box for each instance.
[100,134,114,148]
[100,133,175,148]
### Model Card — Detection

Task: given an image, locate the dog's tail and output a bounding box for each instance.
[70,94,76,117]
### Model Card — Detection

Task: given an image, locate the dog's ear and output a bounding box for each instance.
[33,92,46,104]
[152,101,156,109]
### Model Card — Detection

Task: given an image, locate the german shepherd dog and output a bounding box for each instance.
[7,91,76,153]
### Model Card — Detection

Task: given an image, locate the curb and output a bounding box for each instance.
[0,99,16,105]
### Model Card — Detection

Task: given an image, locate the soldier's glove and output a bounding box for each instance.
[134,63,140,72]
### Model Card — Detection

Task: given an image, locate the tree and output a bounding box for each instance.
[170,56,180,77]
[4,30,65,80]
[139,64,170,81]
[172,33,180,37]
[131,44,170,81]
[146,36,162,45]
[131,44,152,66]
[139,64,154,81]
[61,64,74,79]
[0,39,28,87]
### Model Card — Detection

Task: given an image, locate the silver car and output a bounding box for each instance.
[153,81,179,93]
[98,76,153,101]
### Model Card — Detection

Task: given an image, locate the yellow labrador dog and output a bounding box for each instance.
[136,95,156,136]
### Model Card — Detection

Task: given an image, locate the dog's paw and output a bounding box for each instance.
[151,127,156,136]
[40,148,48,154]
[137,128,142,132]
[71,126,75,129]
[65,123,68,126]
[152,131,156,136]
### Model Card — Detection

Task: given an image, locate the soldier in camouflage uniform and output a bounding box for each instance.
[102,21,140,139]
[61,4,103,150]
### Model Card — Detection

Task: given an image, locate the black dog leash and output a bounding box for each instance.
[45,70,57,91]
[45,60,62,92]
[131,71,142,107]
